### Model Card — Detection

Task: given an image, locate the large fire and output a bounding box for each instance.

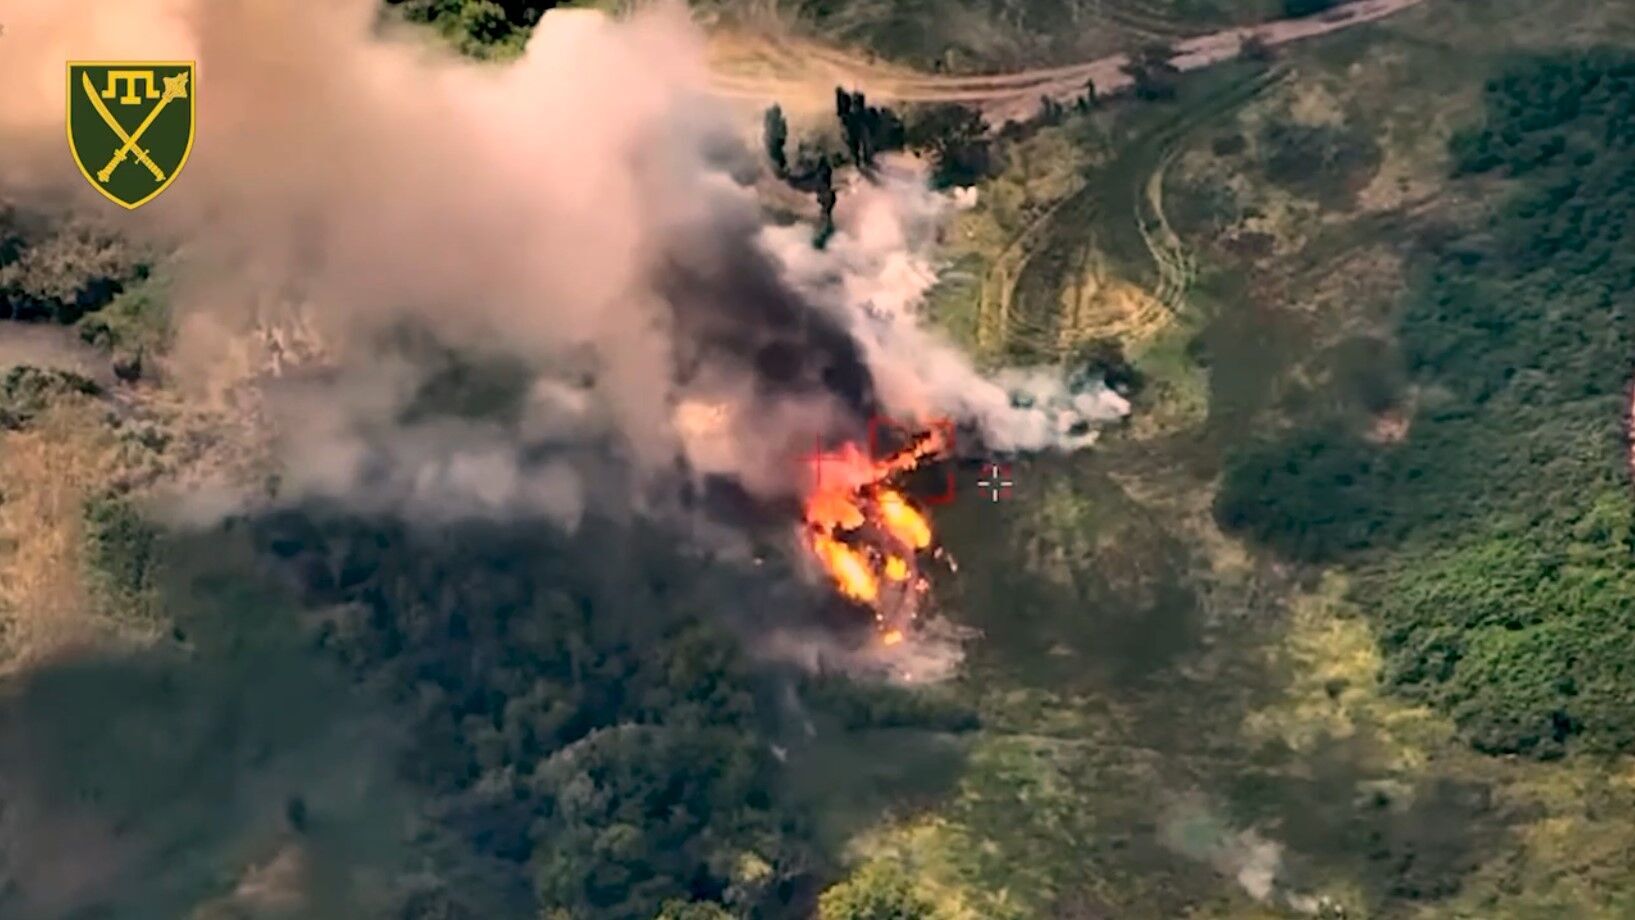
[801,425,951,638]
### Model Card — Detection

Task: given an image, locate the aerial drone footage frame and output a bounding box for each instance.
[5,0,1635,917]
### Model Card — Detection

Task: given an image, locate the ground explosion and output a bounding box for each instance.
[800,422,955,644]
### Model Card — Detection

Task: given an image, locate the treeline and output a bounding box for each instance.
[385,0,557,57]
[248,510,974,918]
[763,88,997,244]
[253,512,803,918]
[1216,51,1635,757]
[764,89,996,183]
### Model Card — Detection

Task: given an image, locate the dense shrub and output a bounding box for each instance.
[1216,52,1635,756]
[82,495,164,627]
[0,365,100,429]
[385,0,557,58]
[0,206,141,324]
[817,862,938,920]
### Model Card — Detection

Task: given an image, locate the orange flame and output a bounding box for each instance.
[811,533,877,603]
[800,423,951,639]
[877,489,931,550]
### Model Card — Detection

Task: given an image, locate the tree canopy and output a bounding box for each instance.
[1216,51,1635,757]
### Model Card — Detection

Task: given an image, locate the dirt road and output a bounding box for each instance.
[710,0,1429,124]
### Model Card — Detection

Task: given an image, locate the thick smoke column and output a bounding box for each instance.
[0,0,1124,529]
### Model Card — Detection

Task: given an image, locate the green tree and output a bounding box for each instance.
[903,104,993,187]
[763,104,789,176]
[654,899,734,919]
[818,862,938,920]
[0,205,140,324]
[258,514,815,918]
[815,157,838,246]
[1216,51,1635,757]
[0,366,100,429]
[835,89,904,169]
[385,0,557,58]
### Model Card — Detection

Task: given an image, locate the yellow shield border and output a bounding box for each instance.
[65,60,197,210]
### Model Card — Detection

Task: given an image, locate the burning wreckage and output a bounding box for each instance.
[801,423,953,646]
[792,367,1128,648]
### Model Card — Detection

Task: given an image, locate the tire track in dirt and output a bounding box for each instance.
[710,0,1428,124]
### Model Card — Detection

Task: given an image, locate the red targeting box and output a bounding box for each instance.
[867,414,956,505]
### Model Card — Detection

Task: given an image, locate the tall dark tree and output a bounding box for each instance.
[763,104,789,176]
[835,88,907,169]
[836,87,864,165]
[815,157,837,247]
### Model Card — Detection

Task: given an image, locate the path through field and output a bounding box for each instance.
[710,0,1428,123]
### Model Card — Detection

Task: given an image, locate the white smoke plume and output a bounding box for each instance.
[1159,794,1337,913]
[765,158,1132,453]
[0,0,1125,529]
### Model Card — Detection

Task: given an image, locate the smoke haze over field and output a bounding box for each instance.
[0,0,1125,526]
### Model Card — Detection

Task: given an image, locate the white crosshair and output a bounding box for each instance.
[976,462,1014,502]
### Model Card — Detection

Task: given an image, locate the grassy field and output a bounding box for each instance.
[835,0,1635,916]
[701,0,1284,73]
[12,0,1635,915]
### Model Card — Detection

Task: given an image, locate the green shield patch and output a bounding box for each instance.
[66,62,196,210]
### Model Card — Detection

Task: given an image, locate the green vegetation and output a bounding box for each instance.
[1258,116,1381,209]
[76,276,171,381]
[0,204,143,324]
[836,89,907,170]
[17,0,1635,916]
[764,104,790,176]
[1217,51,1635,757]
[655,899,736,919]
[0,365,100,429]
[904,104,995,188]
[82,495,165,628]
[240,511,970,918]
[760,0,1281,74]
[385,0,556,58]
[817,861,938,919]
[259,513,798,918]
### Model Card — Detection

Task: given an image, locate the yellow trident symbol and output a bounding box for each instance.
[101,70,161,105]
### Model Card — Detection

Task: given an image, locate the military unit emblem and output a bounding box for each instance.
[66,62,196,209]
